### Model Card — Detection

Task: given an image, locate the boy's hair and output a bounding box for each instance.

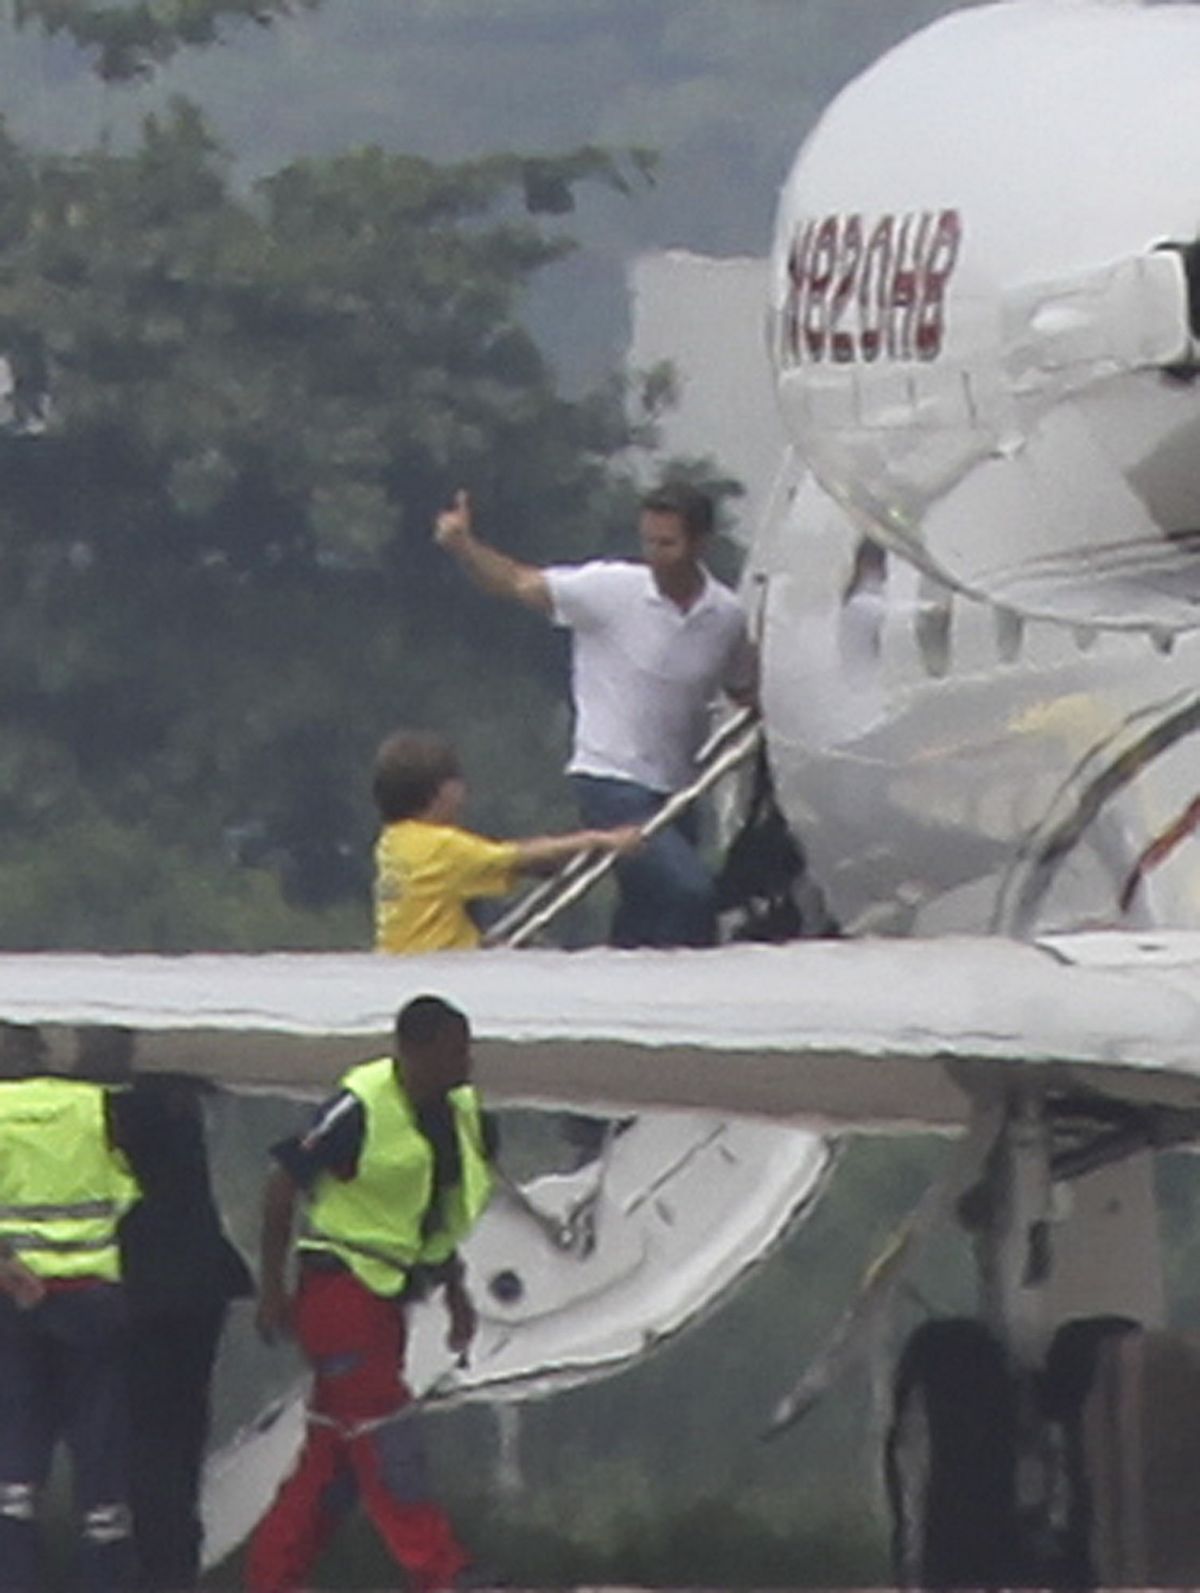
[640,482,715,543]
[372,730,461,822]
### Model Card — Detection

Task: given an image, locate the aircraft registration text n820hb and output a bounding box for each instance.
[781,209,962,367]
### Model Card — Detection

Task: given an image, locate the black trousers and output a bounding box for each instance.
[0,1283,135,1593]
[126,1303,228,1593]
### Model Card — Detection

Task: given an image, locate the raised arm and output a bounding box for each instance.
[434,489,553,616]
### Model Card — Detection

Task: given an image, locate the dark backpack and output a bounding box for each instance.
[715,747,839,941]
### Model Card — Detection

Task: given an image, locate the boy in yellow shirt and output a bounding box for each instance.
[373,729,638,953]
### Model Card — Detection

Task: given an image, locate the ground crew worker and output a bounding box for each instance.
[246,995,494,1593]
[0,1022,140,1593]
[73,1026,254,1593]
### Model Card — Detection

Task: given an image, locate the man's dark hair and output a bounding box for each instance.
[395,994,469,1049]
[372,730,461,822]
[640,482,715,543]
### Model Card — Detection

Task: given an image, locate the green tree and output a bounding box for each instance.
[0,105,662,946]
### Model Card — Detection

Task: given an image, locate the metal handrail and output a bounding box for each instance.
[484,706,762,949]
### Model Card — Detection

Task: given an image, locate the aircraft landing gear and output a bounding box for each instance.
[884,1317,1018,1589]
[884,1313,1143,1589]
[885,1081,1200,1590]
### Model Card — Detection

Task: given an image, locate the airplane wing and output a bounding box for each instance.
[1,932,1198,1125]
[5,931,1196,1569]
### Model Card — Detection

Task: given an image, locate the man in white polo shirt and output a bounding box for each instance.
[434,483,756,947]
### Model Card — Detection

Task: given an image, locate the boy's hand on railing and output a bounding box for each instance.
[591,825,642,856]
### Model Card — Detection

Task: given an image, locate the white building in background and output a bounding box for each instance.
[626,250,785,546]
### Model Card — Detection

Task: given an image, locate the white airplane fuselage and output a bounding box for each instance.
[750,0,1200,939]
[736,11,1200,1580]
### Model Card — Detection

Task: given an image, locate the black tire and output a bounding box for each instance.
[1038,1314,1141,1588]
[884,1317,1020,1589]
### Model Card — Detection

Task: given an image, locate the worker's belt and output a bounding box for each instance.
[298,1251,350,1275]
[299,1225,413,1276]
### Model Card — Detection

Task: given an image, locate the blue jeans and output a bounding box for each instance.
[571,774,716,949]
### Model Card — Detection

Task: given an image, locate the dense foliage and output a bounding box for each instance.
[0,103,664,948]
[13,0,321,80]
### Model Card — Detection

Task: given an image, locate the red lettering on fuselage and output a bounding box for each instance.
[780,208,962,366]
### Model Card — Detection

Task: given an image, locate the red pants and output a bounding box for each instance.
[245,1267,468,1593]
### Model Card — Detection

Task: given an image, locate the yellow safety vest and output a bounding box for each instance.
[299,1058,492,1297]
[0,1078,140,1282]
